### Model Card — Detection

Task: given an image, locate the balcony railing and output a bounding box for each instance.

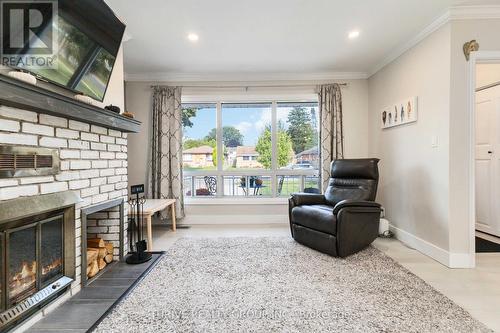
[183,171,320,198]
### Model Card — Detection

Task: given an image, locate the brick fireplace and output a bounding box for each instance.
[0,101,134,330]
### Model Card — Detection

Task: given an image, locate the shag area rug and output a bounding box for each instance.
[95,237,491,333]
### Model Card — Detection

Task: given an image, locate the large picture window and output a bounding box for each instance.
[182,101,320,198]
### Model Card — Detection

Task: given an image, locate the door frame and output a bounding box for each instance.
[468,51,500,266]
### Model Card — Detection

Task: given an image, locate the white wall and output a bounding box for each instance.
[368,24,452,251]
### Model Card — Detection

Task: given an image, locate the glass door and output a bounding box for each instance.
[7,223,37,306]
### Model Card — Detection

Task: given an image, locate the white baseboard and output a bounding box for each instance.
[182,214,288,225]
[389,225,474,268]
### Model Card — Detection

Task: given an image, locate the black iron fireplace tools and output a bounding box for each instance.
[126,185,152,264]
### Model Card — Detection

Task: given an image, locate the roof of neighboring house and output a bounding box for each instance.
[183,145,213,154]
[236,146,258,156]
[295,146,319,157]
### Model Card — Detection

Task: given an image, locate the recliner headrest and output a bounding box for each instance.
[330,159,379,180]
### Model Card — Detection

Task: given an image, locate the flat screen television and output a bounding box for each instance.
[13,0,125,102]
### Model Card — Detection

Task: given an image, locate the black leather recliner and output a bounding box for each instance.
[289,159,382,257]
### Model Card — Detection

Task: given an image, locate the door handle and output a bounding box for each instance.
[488,151,493,154]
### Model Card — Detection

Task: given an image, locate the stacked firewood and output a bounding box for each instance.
[86,238,114,278]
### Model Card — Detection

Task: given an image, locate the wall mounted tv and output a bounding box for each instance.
[13,0,125,102]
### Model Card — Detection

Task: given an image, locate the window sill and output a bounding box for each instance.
[185,197,289,205]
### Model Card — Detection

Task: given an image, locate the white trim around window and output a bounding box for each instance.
[182,96,320,200]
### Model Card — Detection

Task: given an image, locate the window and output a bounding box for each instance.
[182,101,320,198]
[182,104,217,171]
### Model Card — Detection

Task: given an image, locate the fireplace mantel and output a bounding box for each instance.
[0,74,140,133]
[0,191,81,224]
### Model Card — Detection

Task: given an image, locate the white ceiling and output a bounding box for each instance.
[105,0,498,80]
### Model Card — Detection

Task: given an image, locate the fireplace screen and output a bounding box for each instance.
[1,215,64,309]
[8,225,37,304]
[41,218,63,284]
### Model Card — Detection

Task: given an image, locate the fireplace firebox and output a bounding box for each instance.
[0,191,79,331]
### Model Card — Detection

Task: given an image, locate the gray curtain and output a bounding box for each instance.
[319,84,344,191]
[148,86,185,218]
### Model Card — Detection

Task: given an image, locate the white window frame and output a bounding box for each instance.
[183,98,320,200]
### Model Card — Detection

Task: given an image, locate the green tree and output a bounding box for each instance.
[255,125,293,169]
[212,147,218,167]
[205,126,244,147]
[182,108,198,128]
[183,138,215,150]
[286,107,316,153]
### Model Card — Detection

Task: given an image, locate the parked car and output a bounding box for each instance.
[291,162,313,169]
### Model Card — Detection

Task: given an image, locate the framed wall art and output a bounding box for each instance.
[381,96,418,129]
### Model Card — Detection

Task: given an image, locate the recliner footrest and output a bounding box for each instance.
[291,223,337,256]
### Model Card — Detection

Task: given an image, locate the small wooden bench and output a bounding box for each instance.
[132,199,176,251]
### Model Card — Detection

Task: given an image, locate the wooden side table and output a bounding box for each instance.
[131,199,176,251]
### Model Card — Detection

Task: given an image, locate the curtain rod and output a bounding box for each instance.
[151,83,348,89]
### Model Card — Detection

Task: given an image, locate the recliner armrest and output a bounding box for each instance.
[290,193,326,206]
[332,199,381,215]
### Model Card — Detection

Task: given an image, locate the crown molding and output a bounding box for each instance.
[368,10,451,77]
[450,5,500,20]
[368,5,500,77]
[124,71,369,82]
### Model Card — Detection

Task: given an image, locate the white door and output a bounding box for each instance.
[475,85,500,236]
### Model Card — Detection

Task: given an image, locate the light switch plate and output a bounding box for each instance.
[431,136,438,148]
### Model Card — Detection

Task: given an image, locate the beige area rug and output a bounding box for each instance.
[94,237,491,333]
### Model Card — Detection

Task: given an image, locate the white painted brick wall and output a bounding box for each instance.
[81,132,99,142]
[22,123,54,136]
[19,176,54,185]
[80,169,99,179]
[56,128,79,139]
[0,185,38,200]
[0,118,20,132]
[39,136,67,148]
[0,132,38,145]
[60,149,80,159]
[0,179,18,187]
[100,135,114,144]
[68,139,90,150]
[70,160,91,170]
[91,125,107,135]
[40,182,69,194]
[90,142,106,151]
[92,160,108,169]
[68,120,89,132]
[0,106,38,122]
[80,150,99,159]
[100,152,114,159]
[0,107,130,319]
[39,114,67,127]
[69,179,90,190]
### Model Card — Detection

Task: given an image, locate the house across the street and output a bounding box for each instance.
[183,145,214,168]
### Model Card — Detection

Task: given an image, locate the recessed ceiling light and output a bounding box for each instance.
[187,33,199,42]
[348,30,360,40]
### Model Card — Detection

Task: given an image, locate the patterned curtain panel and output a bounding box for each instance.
[148,86,185,218]
[319,84,344,191]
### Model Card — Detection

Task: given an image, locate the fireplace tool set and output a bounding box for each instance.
[126,184,152,264]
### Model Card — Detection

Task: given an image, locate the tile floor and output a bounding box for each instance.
[151,223,500,332]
